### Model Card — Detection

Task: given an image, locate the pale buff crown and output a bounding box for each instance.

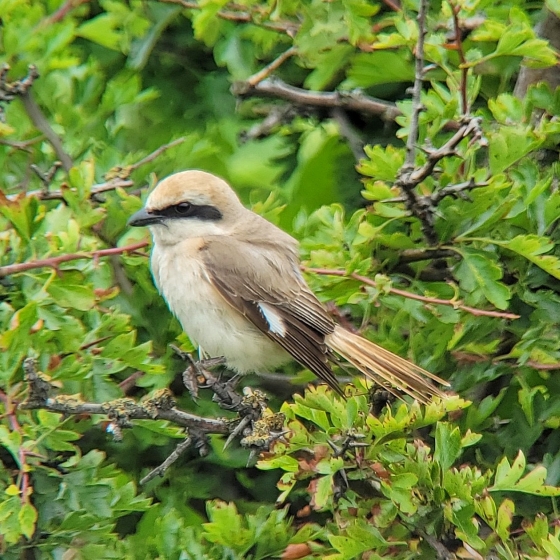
[147,170,245,217]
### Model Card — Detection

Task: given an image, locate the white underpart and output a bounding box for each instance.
[150,237,290,373]
[258,302,287,337]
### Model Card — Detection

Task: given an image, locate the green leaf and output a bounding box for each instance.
[343,51,414,88]
[18,502,38,539]
[47,282,95,311]
[434,422,462,471]
[496,499,514,541]
[489,126,542,174]
[493,451,526,489]
[455,248,511,309]
[77,14,123,51]
[495,235,560,280]
[491,451,560,496]
[313,475,333,511]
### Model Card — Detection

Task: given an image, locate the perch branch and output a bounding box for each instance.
[302,266,520,320]
[21,356,286,483]
[0,241,149,278]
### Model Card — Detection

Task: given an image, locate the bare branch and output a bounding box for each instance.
[302,266,520,320]
[232,77,401,122]
[430,179,488,204]
[404,0,428,171]
[0,136,44,151]
[0,241,149,278]
[396,0,436,243]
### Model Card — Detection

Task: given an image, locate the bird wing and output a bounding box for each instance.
[201,237,344,394]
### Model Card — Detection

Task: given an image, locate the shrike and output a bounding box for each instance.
[128,170,448,402]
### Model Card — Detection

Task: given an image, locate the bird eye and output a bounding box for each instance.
[175,202,192,215]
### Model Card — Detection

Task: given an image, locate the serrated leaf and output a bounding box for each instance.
[455,248,511,309]
[434,422,462,471]
[496,499,514,541]
[496,235,560,280]
[493,451,525,488]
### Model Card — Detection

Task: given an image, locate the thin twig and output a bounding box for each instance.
[246,47,297,87]
[0,136,44,151]
[159,0,299,34]
[140,437,193,484]
[405,0,428,171]
[43,0,89,24]
[450,1,469,114]
[232,77,401,122]
[301,266,520,320]
[105,137,186,177]
[410,118,482,185]
[0,241,149,278]
[331,107,366,162]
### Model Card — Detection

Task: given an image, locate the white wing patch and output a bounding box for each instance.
[258,302,287,337]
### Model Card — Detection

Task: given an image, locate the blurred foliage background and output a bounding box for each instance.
[1,0,560,558]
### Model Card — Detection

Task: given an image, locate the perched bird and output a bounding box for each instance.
[128,170,449,402]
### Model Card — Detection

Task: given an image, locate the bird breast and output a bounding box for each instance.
[150,238,290,373]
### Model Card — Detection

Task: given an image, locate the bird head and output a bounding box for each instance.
[128,170,245,245]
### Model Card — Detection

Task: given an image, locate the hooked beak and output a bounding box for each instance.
[128,207,163,227]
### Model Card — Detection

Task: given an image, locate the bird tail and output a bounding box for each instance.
[326,325,449,403]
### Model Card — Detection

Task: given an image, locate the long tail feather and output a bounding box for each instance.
[326,326,449,403]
